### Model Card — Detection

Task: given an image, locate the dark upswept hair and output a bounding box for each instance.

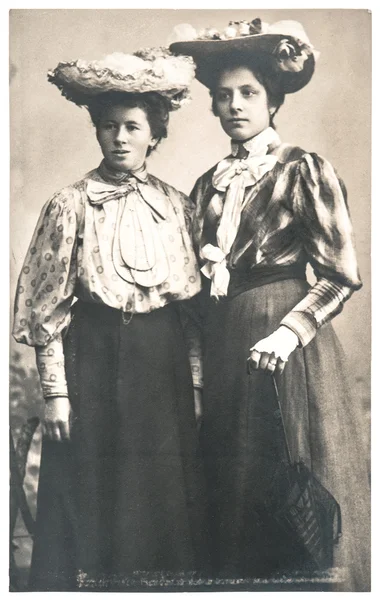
[208,51,286,127]
[87,91,170,156]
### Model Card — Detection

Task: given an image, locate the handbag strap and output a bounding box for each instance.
[272,375,293,466]
[272,377,343,543]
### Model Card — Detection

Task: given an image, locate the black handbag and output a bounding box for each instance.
[266,377,342,571]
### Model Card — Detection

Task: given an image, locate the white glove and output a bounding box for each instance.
[247,326,299,376]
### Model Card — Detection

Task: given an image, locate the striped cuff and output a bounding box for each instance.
[280,311,318,348]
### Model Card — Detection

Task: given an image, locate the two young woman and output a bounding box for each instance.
[13,17,370,592]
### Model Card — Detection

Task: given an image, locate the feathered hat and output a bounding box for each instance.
[169,18,318,94]
[48,47,196,110]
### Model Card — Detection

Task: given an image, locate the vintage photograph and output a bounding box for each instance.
[9,8,371,592]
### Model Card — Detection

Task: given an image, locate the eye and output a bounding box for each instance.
[127,125,139,132]
[242,89,257,98]
[216,91,231,102]
[102,123,117,131]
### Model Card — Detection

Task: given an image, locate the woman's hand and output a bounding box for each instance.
[247,326,299,376]
[194,388,203,431]
[43,396,72,442]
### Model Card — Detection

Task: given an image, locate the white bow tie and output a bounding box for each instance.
[212,153,278,194]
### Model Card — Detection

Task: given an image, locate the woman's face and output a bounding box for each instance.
[96,105,157,172]
[214,66,273,142]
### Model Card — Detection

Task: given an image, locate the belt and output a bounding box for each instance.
[227,263,306,299]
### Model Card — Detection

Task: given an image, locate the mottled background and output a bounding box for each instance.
[9,8,371,587]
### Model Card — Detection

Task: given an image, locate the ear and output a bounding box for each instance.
[149,137,159,150]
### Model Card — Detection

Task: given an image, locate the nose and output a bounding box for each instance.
[114,125,128,145]
[230,91,243,113]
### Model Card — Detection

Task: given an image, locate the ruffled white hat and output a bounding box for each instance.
[48,47,196,111]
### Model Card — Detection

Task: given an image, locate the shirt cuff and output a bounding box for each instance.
[189,356,203,389]
[35,336,69,400]
[280,311,318,348]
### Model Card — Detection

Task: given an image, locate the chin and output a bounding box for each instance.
[110,160,133,172]
[230,132,253,142]
[225,128,252,142]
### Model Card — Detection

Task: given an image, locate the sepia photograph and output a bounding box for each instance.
[9,6,371,593]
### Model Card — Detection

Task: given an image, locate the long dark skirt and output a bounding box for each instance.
[29,301,210,591]
[200,278,370,591]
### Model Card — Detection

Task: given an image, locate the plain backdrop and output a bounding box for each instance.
[9,9,371,406]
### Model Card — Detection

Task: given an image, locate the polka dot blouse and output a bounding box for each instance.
[13,165,203,397]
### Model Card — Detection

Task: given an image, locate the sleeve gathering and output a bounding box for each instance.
[12,187,79,347]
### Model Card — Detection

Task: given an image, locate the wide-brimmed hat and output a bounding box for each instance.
[48,47,196,111]
[169,19,318,94]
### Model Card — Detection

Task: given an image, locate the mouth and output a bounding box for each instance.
[112,150,130,155]
[228,118,249,124]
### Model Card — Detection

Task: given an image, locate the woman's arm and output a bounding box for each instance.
[178,296,203,387]
[35,334,68,399]
[248,153,362,374]
[35,335,72,442]
[13,187,80,438]
[178,297,204,428]
[177,188,204,426]
[13,187,80,347]
[280,153,362,344]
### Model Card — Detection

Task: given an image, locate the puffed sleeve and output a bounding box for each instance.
[13,187,81,400]
[280,153,362,346]
[12,187,79,347]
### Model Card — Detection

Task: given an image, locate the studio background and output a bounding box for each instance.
[9,8,371,583]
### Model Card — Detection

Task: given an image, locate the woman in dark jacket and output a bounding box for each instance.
[171,17,370,591]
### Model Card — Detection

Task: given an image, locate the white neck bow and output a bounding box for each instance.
[201,127,281,299]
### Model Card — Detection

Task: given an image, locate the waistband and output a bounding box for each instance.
[72,299,174,325]
[227,263,306,299]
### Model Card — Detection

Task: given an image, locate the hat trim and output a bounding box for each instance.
[170,37,315,94]
[169,18,317,94]
[48,50,196,111]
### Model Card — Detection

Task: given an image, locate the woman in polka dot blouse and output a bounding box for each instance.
[12,50,210,590]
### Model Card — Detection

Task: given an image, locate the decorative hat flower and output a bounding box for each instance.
[223,23,239,39]
[237,21,251,36]
[273,39,312,73]
[249,18,263,35]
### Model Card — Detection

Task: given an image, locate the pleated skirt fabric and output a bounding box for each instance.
[29,300,210,591]
[200,278,370,591]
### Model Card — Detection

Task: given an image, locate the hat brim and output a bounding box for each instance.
[47,53,195,111]
[170,33,315,94]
